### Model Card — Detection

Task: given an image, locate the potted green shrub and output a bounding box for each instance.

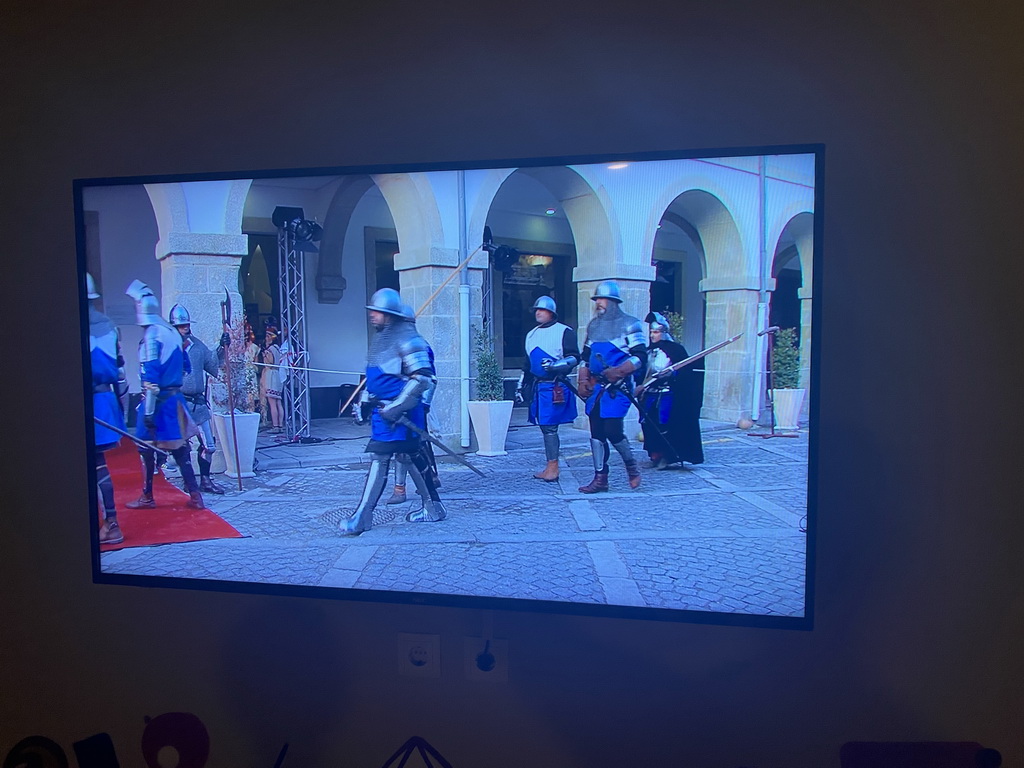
[467,323,514,456]
[770,327,805,430]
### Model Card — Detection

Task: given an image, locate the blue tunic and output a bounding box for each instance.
[90,308,125,448]
[134,322,192,442]
[583,312,645,419]
[364,320,432,447]
[524,323,578,426]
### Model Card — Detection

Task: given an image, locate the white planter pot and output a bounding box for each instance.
[772,388,807,430]
[467,400,514,457]
[212,412,261,478]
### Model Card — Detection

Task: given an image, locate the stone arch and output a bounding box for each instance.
[316,175,377,303]
[769,210,813,291]
[659,188,745,288]
[770,211,814,392]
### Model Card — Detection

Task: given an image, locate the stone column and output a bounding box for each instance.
[799,287,812,414]
[158,232,248,349]
[701,287,760,424]
[397,247,488,450]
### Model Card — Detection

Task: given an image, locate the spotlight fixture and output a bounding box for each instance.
[272,206,323,252]
[481,225,520,273]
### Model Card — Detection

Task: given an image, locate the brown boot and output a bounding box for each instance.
[98,518,124,545]
[578,471,609,494]
[534,460,560,482]
[126,493,155,509]
[625,459,641,489]
[186,490,206,509]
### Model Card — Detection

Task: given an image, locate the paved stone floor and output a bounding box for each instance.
[101,411,809,619]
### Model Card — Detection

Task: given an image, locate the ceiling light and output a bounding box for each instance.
[608,163,629,170]
[545,208,556,216]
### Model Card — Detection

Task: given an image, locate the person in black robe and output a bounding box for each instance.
[636,312,705,469]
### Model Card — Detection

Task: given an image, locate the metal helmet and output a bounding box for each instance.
[531,295,558,317]
[86,273,100,300]
[591,281,623,303]
[366,288,405,317]
[399,303,417,322]
[125,279,162,326]
[168,303,191,326]
[645,311,675,341]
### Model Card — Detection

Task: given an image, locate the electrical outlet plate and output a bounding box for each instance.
[464,637,508,682]
[397,632,441,678]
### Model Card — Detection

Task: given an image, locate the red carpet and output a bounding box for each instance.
[100,439,244,552]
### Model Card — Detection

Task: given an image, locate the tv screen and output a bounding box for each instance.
[78,145,821,628]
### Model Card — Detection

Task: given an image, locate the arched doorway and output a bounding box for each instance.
[651,208,707,354]
[484,170,580,372]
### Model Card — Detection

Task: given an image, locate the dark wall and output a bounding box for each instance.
[2,2,1022,766]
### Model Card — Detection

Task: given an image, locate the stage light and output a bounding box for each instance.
[490,244,521,273]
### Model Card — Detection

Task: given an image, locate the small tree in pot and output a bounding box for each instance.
[770,327,805,430]
[468,322,514,455]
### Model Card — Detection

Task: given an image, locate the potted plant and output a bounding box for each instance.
[770,327,805,430]
[467,323,514,456]
[210,320,262,477]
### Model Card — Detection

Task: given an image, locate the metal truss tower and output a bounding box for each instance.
[277,227,312,439]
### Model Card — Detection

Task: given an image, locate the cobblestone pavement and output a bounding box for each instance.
[101,412,809,619]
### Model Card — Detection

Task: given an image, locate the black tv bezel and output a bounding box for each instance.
[76,143,823,631]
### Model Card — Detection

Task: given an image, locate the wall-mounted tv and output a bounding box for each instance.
[78,145,821,629]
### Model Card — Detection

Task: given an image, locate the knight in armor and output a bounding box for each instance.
[340,289,446,535]
[123,281,205,511]
[514,296,579,482]
[635,312,705,469]
[88,274,128,544]
[385,304,441,506]
[576,281,646,493]
[168,303,231,494]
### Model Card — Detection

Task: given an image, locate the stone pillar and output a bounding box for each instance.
[701,288,760,423]
[397,247,487,450]
[158,232,248,350]
[799,287,812,413]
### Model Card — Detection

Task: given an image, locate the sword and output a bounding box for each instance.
[94,418,170,457]
[394,414,487,477]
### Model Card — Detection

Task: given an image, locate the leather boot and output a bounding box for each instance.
[625,459,642,489]
[126,493,155,509]
[200,476,225,495]
[186,490,206,509]
[385,484,407,505]
[578,471,609,494]
[534,460,560,482]
[407,500,447,523]
[98,518,124,545]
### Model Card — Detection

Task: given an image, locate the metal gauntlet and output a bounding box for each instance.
[604,358,639,383]
[543,355,579,378]
[379,374,430,422]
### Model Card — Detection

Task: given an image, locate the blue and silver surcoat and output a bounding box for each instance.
[524,322,579,426]
[365,320,433,445]
[90,308,125,448]
[582,305,646,418]
[135,320,191,441]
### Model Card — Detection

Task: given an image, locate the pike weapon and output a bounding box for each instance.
[394,414,487,477]
[94,418,170,457]
[221,287,244,491]
[638,332,743,389]
[591,352,678,462]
